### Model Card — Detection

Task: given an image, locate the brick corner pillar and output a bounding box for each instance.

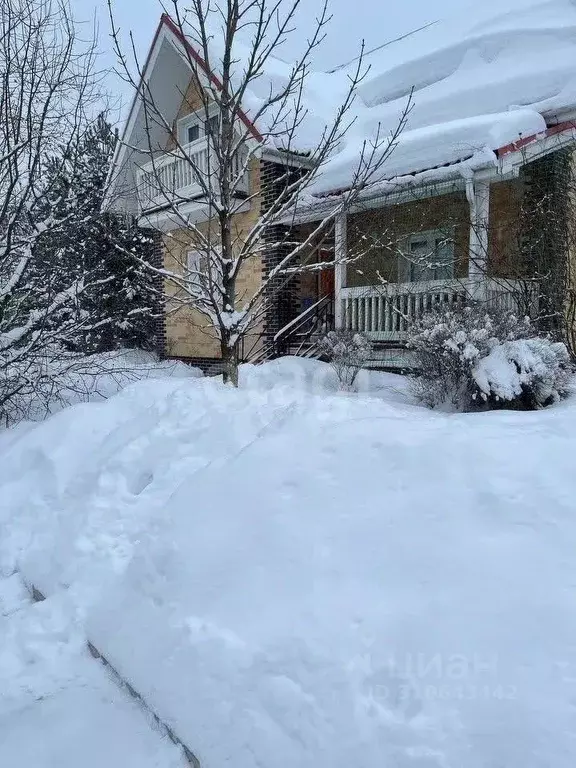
[260,160,301,349]
[147,228,168,357]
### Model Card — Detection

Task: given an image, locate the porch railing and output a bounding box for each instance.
[274,294,334,357]
[340,278,539,340]
[237,295,335,363]
[136,138,249,211]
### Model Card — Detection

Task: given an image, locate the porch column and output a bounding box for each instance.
[466,178,490,301]
[334,212,347,329]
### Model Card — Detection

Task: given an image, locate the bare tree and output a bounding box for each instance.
[108,0,410,385]
[0,0,103,421]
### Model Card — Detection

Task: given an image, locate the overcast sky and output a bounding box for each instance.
[70,0,469,110]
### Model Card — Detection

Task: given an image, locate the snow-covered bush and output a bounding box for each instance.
[473,337,572,409]
[318,330,373,390]
[407,304,573,411]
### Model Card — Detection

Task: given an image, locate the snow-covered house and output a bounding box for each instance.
[106,1,576,370]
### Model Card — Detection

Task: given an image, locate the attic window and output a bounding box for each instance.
[187,124,200,143]
[180,110,219,146]
[205,115,218,137]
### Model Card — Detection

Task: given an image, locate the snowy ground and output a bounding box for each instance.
[1,356,576,767]
[0,574,187,768]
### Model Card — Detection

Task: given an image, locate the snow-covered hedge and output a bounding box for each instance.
[407,305,573,410]
[318,330,372,390]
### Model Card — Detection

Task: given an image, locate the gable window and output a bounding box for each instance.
[205,114,219,138]
[398,229,454,282]
[179,110,219,146]
[187,124,200,144]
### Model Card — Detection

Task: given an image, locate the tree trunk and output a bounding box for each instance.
[221,338,239,386]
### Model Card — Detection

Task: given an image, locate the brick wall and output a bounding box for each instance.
[520,149,572,333]
[488,178,524,277]
[260,160,303,343]
[345,180,524,287]
[148,228,167,356]
[566,149,576,352]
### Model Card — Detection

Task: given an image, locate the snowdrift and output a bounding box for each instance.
[0,576,187,768]
[2,359,576,768]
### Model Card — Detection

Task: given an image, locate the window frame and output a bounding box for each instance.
[186,249,207,295]
[398,228,455,283]
[186,248,223,295]
[178,105,220,147]
[186,123,200,144]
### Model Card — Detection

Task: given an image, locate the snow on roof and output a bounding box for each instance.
[114,1,576,210]
[234,0,576,196]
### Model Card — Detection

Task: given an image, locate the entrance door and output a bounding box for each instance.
[318,249,335,297]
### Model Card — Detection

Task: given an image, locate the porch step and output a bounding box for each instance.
[365,345,417,372]
[284,338,417,372]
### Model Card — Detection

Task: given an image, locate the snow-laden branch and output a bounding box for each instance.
[0,0,105,422]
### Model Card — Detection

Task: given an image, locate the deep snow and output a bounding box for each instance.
[19,348,202,423]
[0,575,187,768]
[1,357,576,767]
[0,351,198,768]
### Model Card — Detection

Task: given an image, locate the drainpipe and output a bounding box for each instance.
[334,212,347,329]
[465,176,490,302]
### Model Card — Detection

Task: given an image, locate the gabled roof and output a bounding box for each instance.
[105,13,264,212]
[159,14,263,143]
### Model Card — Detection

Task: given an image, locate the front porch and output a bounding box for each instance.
[339,277,536,341]
[271,277,536,369]
[326,170,549,343]
[277,157,568,367]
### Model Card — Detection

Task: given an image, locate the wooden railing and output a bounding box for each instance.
[136,138,249,211]
[340,279,539,340]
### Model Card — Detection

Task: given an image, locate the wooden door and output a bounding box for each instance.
[318,249,335,297]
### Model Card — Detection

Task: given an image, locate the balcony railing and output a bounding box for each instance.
[340,278,539,340]
[136,138,249,211]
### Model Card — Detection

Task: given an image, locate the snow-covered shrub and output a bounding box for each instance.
[318,330,373,390]
[407,304,573,411]
[473,337,572,409]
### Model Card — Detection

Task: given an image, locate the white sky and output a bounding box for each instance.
[71,0,470,111]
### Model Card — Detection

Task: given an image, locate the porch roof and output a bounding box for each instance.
[299,0,576,198]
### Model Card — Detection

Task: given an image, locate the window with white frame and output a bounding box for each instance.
[186,249,207,294]
[186,248,222,294]
[179,109,220,146]
[398,229,455,282]
[186,123,200,144]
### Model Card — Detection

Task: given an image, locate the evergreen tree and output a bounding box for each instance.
[36,115,160,354]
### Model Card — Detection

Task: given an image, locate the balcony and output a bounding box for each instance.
[136,138,249,212]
